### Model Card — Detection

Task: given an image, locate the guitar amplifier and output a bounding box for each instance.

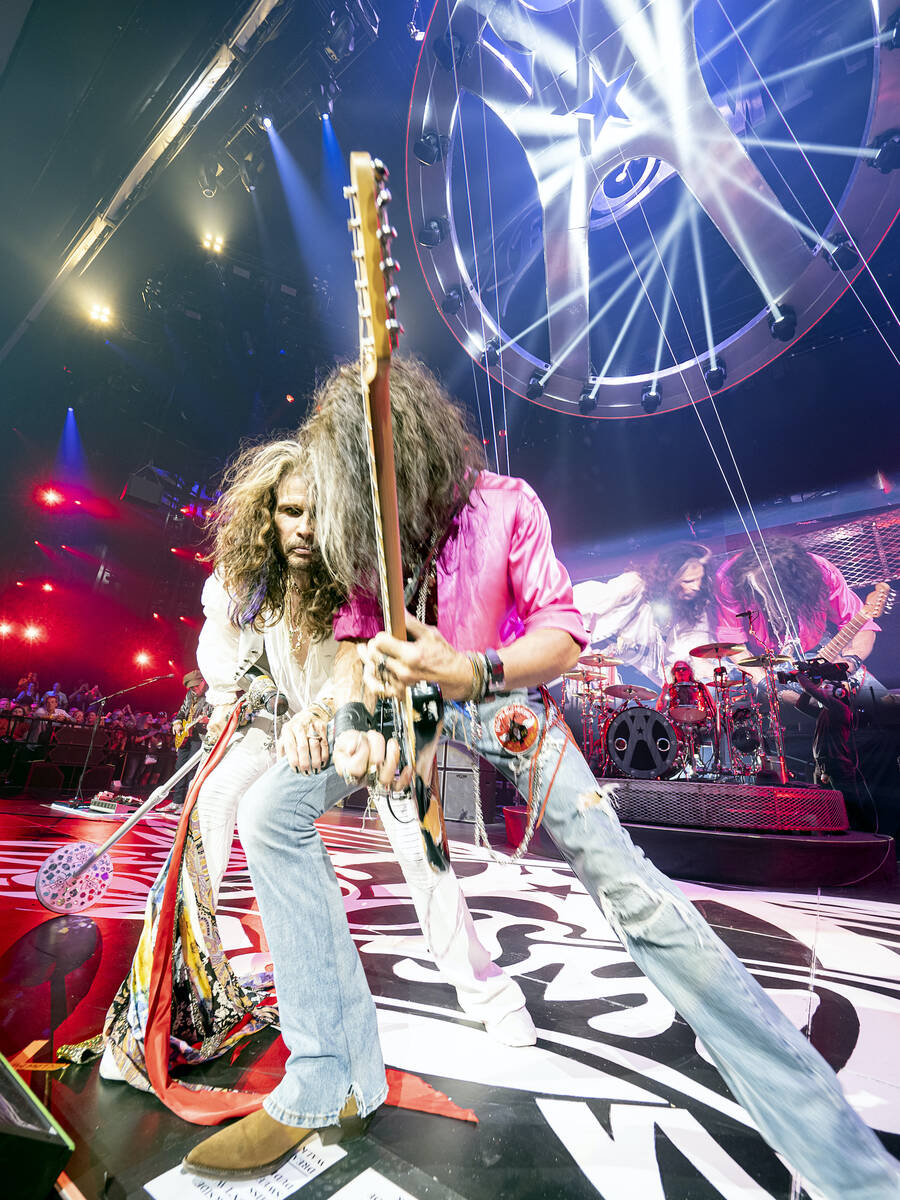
[0,1052,73,1198]
[340,741,498,823]
[436,740,497,823]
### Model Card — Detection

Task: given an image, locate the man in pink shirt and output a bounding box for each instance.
[716,537,879,686]
[186,360,899,1198]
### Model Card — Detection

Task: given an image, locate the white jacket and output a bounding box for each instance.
[196,573,338,713]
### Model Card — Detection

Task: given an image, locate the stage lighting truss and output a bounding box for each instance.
[407,0,900,417]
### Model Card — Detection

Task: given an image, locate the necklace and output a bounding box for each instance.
[286,578,307,658]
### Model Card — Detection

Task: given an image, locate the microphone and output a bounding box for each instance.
[245,667,289,716]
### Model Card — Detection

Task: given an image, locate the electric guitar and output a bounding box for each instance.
[778,582,890,693]
[345,152,449,872]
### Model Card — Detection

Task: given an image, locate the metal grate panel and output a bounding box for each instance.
[611,778,848,832]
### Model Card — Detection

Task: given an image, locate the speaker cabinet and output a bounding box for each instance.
[0,1052,73,1199]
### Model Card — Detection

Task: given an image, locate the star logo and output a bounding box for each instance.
[572,62,634,143]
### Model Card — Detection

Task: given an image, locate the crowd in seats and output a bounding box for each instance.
[0,673,178,792]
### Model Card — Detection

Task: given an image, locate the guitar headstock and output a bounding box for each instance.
[863,581,890,620]
[345,152,401,384]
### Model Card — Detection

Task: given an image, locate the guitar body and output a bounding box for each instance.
[346,151,450,872]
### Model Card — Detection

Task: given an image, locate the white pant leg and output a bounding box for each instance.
[196,718,276,908]
[371,791,526,1023]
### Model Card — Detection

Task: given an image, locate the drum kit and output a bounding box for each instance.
[561,642,790,784]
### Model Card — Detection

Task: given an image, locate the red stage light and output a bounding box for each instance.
[74,500,82,506]
[286,393,295,404]
[41,583,53,592]
[135,651,151,667]
[15,581,23,587]
[180,505,191,515]
[39,488,63,507]
[0,622,12,636]
[23,624,41,642]
[152,612,160,619]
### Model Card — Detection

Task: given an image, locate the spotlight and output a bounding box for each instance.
[135,651,151,667]
[198,154,220,199]
[23,624,41,642]
[285,393,296,404]
[641,384,663,413]
[238,153,264,193]
[0,622,11,636]
[480,336,501,369]
[768,305,797,342]
[263,116,272,130]
[578,384,597,415]
[433,31,466,71]
[41,583,54,593]
[869,131,900,173]
[89,303,111,324]
[704,359,727,391]
[313,78,341,120]
[440,286,463,316]
[202,233,224,253]
[824,234,860,273]
[526,371,545,400]
[39,488,63,507]
[413,133,447,166]
[417,217,448,248]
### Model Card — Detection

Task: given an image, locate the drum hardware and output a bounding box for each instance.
[689,642,746,659]
[605,683,658,702]
[734,654,792,668]
[733,653,791,784]
[577,652,623,668]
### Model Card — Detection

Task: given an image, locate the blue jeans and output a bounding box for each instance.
[240,694,900,1196]
[444,694,900,1200]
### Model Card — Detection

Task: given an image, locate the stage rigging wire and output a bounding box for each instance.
[444,0,506,475]
[713,0,900,364]
[548,2,801,643]
[479,46,511,474]
[700,12,900,371]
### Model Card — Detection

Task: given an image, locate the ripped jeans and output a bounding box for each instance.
[444,693,900,1200]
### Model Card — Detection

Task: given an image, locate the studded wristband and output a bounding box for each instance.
[484,647,506,696]
[332,702,373,741]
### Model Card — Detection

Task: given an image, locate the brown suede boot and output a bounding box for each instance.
[182,1096,372,1181]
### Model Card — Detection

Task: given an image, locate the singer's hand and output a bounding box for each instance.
[279,708,332,774]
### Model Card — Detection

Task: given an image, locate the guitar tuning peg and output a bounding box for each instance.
[376,188,393,207]
[380,256,400,273]
[386,285,400,303]
[342,185,356,198]
[373,158,389,180]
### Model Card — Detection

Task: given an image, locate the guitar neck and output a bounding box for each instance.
[820,612,866,662]
[367,367,408,640]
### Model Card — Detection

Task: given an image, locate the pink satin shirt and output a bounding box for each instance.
[333,471,588,652]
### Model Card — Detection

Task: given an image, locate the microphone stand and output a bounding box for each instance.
[70,673,176,808]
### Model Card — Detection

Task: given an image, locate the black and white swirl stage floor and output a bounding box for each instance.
[0,799,898,1199]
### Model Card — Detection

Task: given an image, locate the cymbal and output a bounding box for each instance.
[689,642,745,659]
[736,654,792,668]
[562,670,603,682]
[578,652,622,668]
[606,683,657,701]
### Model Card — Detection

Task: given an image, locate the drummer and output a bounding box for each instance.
[657,660,715,727]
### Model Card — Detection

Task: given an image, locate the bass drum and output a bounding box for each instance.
[605,708,680,779]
